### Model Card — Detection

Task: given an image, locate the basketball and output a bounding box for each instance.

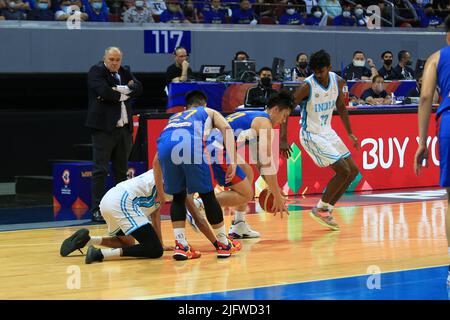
[258,188,275,213]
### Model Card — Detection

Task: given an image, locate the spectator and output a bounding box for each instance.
[0,0,4,20]
[343,51,377,81]
[234,50,250,61]
[244,67,278,108]
[434,0,450,20]
[27,0,54,20]
[378,50,400,80]
[203,0,227,24]
[254,0,276,19]
[393,50,415,80]
[146,0,166,16]
[2,0,27,19]
[122,0,154,23]
[55,0,88,22]
[278,1,305,25]
[183,0,199,23]
[361,75,392,105]
[160,0,187,23]
[386,0,418,27]
[332,3,355,26]
[85,0,109,21]
[305,5,323,25]
[405,72,440,104]
[166,46,193,83]
[291,52,311,81]
[232,0,256,24]
[420,4,444,27]
[353,4,367,27]
[304,0,319,14]
[318,0,341,18]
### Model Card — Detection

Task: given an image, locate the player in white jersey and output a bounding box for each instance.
[283,50,360,230]
[59,169,221,263]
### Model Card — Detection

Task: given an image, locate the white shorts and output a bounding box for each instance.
[99,186,157,236]
[300,129,351,167]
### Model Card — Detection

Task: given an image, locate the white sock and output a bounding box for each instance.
[234,210,246,222]
[174,228,188,247]
[100,248,122,261]
[328,205,334,213]
[214,225,228,244]
[87,236,102,246]
[317,200,329,209]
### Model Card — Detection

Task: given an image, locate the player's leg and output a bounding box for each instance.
[328,156,359,208]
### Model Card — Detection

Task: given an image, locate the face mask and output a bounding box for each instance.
[9,1,16,9]
[135,0,144,7]
[313,11,322,18]
[298,62,308,69]
[384,59,393,66]
[261,77,272,87]
[342,11,351,18]
[92,2,103,10]
[353,60,365,67]
[286,8,295,15]
[64,5,72,13]
[38,2,49,9]
[355,8,364,16]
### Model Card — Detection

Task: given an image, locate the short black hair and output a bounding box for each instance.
[174,46,187,55]
[311,5,322,12]
[258,67,272,76]
[398,50,409,61]
[381,50,393,59]
[309,50,331,71]
[185,90,207,107]
[267,90,295,111]
[353,50,365,58]
[445,15,450,32]
[296,52,308,61]
[234,51,249,60]
[372,75,384,83]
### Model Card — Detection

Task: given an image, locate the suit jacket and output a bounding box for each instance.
[86,62,143,133]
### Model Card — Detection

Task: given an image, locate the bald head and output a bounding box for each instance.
[104,47,122,73]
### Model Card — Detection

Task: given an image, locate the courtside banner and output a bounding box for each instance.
[146,113,439,195]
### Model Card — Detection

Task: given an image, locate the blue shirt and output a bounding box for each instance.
[437,46,450,117]
[83,0,109,22]
[160,9,185,23]
[278,12,304,25]
[305,16,321,25]
[159,107,210,143]
[420,14,443,28]
[226,111,270,134]
[232,8,254,24]
[332,15,355,26]
[203,9,226,24]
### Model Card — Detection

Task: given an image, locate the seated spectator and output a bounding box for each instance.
[434,0,450,20]
[405,72,440,104]
[386,0,419,27]
[234,50,250,61]
[27,0,54,20]
[244,67,278,108]
[2,0,27,19]
[393,50,415,80]
[55,0,88,22]
[203,0,227,24]
[84,0,109,22]
[146,0,166,16]
[353,4,367,27]
[279,2,305,25]
[343,51,377,81]
[305,5,323,25]
[361,75,392,105]
[318,0,341,18]
[122,0,154,23]
[332,3,355,26]
[291,52,311,81]
[166,46,193,83]
[160,0,188,23]
[254,0,276,19]
[378,50,400,80]
[183,0,199,23]
[420,4,444,27]
[232,0,256,24]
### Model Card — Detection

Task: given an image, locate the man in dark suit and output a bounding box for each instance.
[86,47,143,222]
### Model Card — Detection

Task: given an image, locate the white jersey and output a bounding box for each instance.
[300,72,340,134]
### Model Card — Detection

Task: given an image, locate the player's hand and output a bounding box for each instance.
[225,164,236,184]
[280,139,292,158]
[271,192,289,219]
[349,134,359,150]
[414,144,429,176]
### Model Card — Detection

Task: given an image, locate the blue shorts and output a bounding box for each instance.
[212,163,247,187]
[438,110,450,187]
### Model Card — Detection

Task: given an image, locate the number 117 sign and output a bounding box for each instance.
[144,30,191,54]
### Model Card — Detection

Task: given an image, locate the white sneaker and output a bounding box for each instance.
[228,220,260,239]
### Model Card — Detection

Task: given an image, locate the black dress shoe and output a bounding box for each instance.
[91,209,106,224]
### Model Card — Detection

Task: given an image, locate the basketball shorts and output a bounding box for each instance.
[438,110,450,187]
[100,186,158,236]
[300,128,351,167]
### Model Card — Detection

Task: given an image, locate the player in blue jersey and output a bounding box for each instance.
[282,50,360,231]
[414,16,450,287]
[156,90,240,260]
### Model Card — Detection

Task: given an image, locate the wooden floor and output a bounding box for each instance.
[0,200,449,299]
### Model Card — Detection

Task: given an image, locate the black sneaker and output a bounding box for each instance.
[60,229,90,257]
[85,246,104,264]
[91,208,106,224]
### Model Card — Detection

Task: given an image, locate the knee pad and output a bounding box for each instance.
[199,191,223,225]
[170,191,187,222]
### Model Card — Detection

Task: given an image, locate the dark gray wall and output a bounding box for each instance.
[0,21,445,73]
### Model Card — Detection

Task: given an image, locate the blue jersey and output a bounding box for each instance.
[226,110,270,133]
[437,46,450,117]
